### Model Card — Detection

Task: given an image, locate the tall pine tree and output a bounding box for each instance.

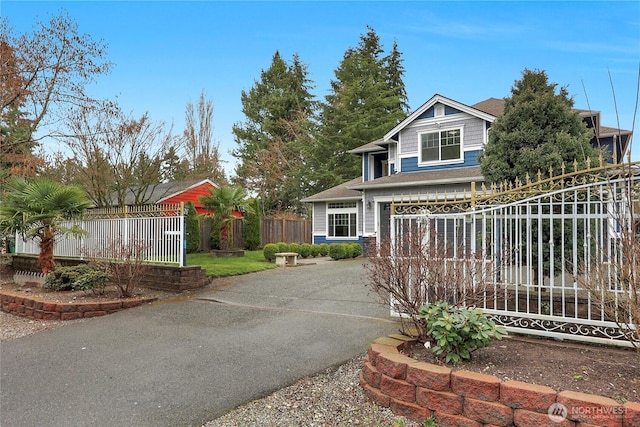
[232,51,317,215]
[311,27,409,192]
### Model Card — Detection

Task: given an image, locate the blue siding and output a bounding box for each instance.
[416,105,463,120]
[363,155,370,181]
[313,236,363,245]
[401,149,482,172]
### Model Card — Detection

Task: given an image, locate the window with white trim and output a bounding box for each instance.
[327,202,357,238]
[420,128,462,163]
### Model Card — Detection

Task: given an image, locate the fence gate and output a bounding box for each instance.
[390,163,640,347]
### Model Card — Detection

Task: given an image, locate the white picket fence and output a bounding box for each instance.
[15,214,185,266]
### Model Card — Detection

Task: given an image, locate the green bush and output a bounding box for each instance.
[299,243,312,258]
[418,301,507,364]
[263,243,278,262]
[44,264,111,292]
[276,242,289,253]
[328,243,346,260]
[318,243,329,257]
[310,244,320,257]
[289,242,301,255]
[348,243,362,258]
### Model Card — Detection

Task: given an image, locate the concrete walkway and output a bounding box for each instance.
[0,258,398,427]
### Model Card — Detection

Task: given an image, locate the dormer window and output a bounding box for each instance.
[419,128,463,164]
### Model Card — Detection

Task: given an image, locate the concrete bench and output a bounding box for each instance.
[275,252,299,267]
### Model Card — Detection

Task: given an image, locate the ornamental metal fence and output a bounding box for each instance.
[15,204,185,266]
[389,161,640,347]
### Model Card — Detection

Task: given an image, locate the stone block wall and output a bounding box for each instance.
[10,255,207,292]
[361,335,639,427]
[0,291,156,320]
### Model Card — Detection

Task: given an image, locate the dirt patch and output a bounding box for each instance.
[0,281,176,304]
[403,335,639,404]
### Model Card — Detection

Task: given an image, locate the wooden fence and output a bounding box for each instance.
[199,218,312,251]
[260,218,311,245]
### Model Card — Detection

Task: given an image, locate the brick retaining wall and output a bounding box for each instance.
[361,335,640,427]
[0,290,156,320]
[10,255,207,292]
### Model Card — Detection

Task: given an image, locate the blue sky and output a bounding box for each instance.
[3,1,640,176]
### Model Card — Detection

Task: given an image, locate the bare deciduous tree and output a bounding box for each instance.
[183,90,226,184]
[0,11,112,137]
[61,104,177,207]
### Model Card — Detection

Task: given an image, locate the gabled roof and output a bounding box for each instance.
[300,177,362,203]
[347,139,388,154]
[471,97,505,117]
[156,179,217,204]
[347,166,484,190]
[383,94,496,142]
[109,179,218,206]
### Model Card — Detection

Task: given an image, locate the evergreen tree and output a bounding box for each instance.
[312,27,409,192]
[478,69,605,281]
[479,68,602,185]
[185,201,200,253]
[242,198,262,250]
[0,104,37,182]
[232,51,317,215]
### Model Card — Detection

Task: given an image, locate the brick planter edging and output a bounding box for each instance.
[361,335,640,427]
[0,290,157,321]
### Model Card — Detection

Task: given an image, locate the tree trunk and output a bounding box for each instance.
[220,221,230,251]
[38,228,56,274]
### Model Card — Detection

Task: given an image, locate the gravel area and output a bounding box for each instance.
[203,353,420,427]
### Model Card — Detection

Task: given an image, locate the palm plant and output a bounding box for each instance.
[199,186,253,251]
[0,177,92,273]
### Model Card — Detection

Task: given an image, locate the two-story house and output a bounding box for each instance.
[301,94,633,248]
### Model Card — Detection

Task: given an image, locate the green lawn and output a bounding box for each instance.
[186,250,278,277]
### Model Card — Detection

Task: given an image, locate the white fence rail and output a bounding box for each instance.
[390,174,639,347]
[15,215,185,266]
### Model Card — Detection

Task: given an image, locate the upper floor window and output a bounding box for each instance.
[419,128,462,164]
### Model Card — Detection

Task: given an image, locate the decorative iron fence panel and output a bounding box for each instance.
[390,172,639,347]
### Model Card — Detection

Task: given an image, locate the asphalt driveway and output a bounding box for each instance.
[0,258,398,427]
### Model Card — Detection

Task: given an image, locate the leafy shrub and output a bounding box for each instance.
[328,243,346,260]
[348,243,362,258]
[419,301,507,364]
[310,244,320,257]
[263,243,278,262]
[276,242,289,253]
[44,264,111,292]
[289,243,301,255]
[318,243,329,257]
[299,243,312,258]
